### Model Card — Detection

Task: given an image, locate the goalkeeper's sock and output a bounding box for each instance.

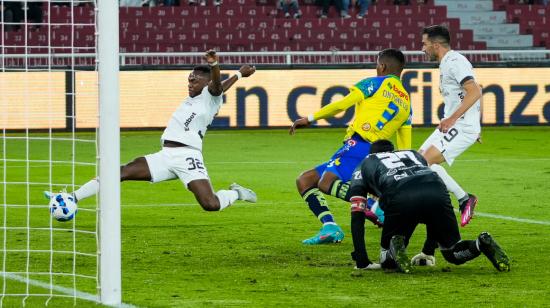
[302,187,335,224]
[216,190,239,211]
[440,240,480,265]
[430,164,467,201]
[329,179,351,201]
[74,177,99,202]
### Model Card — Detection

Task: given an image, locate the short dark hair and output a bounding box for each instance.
[378,48,405,71]
[422,25,451,45]
[193,65,211,76]
[370,140,395,154]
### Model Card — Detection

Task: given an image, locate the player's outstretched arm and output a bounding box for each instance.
[289,90,361,135]
[205,50,223,96]
[222,65,256,93]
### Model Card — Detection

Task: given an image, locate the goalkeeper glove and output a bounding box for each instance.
[411,252,436,266]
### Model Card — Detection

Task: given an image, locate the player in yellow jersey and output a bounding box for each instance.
[289,49,412,247]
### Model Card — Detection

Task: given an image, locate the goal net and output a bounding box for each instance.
[1,0,120,306]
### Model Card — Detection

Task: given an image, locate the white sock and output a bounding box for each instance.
[216,190,239,211]
[430,164,467,201]
[74,178,100,202]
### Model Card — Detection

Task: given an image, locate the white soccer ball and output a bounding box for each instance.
[49,193,78,222]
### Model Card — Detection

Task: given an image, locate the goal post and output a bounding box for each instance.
[97,0,121,305]
[1,0,122,306]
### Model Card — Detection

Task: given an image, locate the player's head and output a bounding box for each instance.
[376,49,405,77]
[188,65,211,97]
[422,25,451,62]
[370,139,395,154]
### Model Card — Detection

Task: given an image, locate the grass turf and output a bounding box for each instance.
[1,127,550,307]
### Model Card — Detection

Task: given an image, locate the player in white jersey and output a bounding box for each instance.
[45,50,257,212]
[411,25,483,266]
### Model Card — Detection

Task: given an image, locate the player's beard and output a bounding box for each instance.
[426,51,437,62]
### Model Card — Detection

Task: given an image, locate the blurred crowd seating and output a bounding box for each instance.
[1,0,489,54]
[6,1,549,54]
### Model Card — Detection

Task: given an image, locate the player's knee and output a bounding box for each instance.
[198,196,220,211]
[296,172,314,193]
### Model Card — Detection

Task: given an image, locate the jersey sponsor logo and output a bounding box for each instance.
[183,112,197,131]
[392,84,409,101]
[367,81,375,95]
[361,123,371,131]
[393,174,408,181]
[386,169,397,176]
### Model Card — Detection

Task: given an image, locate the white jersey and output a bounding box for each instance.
[439,50,481,133]
[161,86,223,151]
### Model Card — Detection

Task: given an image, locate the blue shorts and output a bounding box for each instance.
[315,134,372,182]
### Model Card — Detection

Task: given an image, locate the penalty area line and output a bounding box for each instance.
[0,273,137,308]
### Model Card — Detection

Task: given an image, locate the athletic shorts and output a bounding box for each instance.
[419,125,478,165]
[315,133,372,182]
[145,146,209,187]
[380,179,460,250]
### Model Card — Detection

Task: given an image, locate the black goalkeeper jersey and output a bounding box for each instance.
[349,150,443,207]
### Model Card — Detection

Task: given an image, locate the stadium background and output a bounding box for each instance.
[2,0,550,306]
[3,67,550,129]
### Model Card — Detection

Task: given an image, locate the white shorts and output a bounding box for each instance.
[144,146,209,187]
[419,126,478,166]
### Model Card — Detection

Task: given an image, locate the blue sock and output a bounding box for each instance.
[302,187,335,224]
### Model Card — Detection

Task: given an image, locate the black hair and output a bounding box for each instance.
[370,140,395,154]
[193,65,211,76]
[378,48,405,67]
[422,25,451,45]
[378,48,405,73]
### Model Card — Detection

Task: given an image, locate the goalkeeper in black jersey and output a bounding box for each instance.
[348,140,510,273]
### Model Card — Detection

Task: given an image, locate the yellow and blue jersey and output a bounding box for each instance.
[313,74,412,150]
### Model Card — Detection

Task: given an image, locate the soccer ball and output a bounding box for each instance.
[49,193,78,222]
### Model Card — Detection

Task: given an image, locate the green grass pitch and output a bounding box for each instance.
[1,127,550,307]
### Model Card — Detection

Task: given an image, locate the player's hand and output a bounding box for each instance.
[239,65,256,77]
[438,117,456,133]
[204,49,219,65]
[289,117,310,135]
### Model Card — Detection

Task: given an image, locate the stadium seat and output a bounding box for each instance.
[29,1,490,53]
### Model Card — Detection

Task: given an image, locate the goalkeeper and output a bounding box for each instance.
[289,48,412,245]
[349,140,510,273]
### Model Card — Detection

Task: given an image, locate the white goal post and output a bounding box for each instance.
[1,0,121,306]
[97,0,121,306]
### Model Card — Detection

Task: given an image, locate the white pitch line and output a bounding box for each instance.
[122,202,550,226]
[469,212,550,226]
[0,273,137,308]
[459,158,550,162]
